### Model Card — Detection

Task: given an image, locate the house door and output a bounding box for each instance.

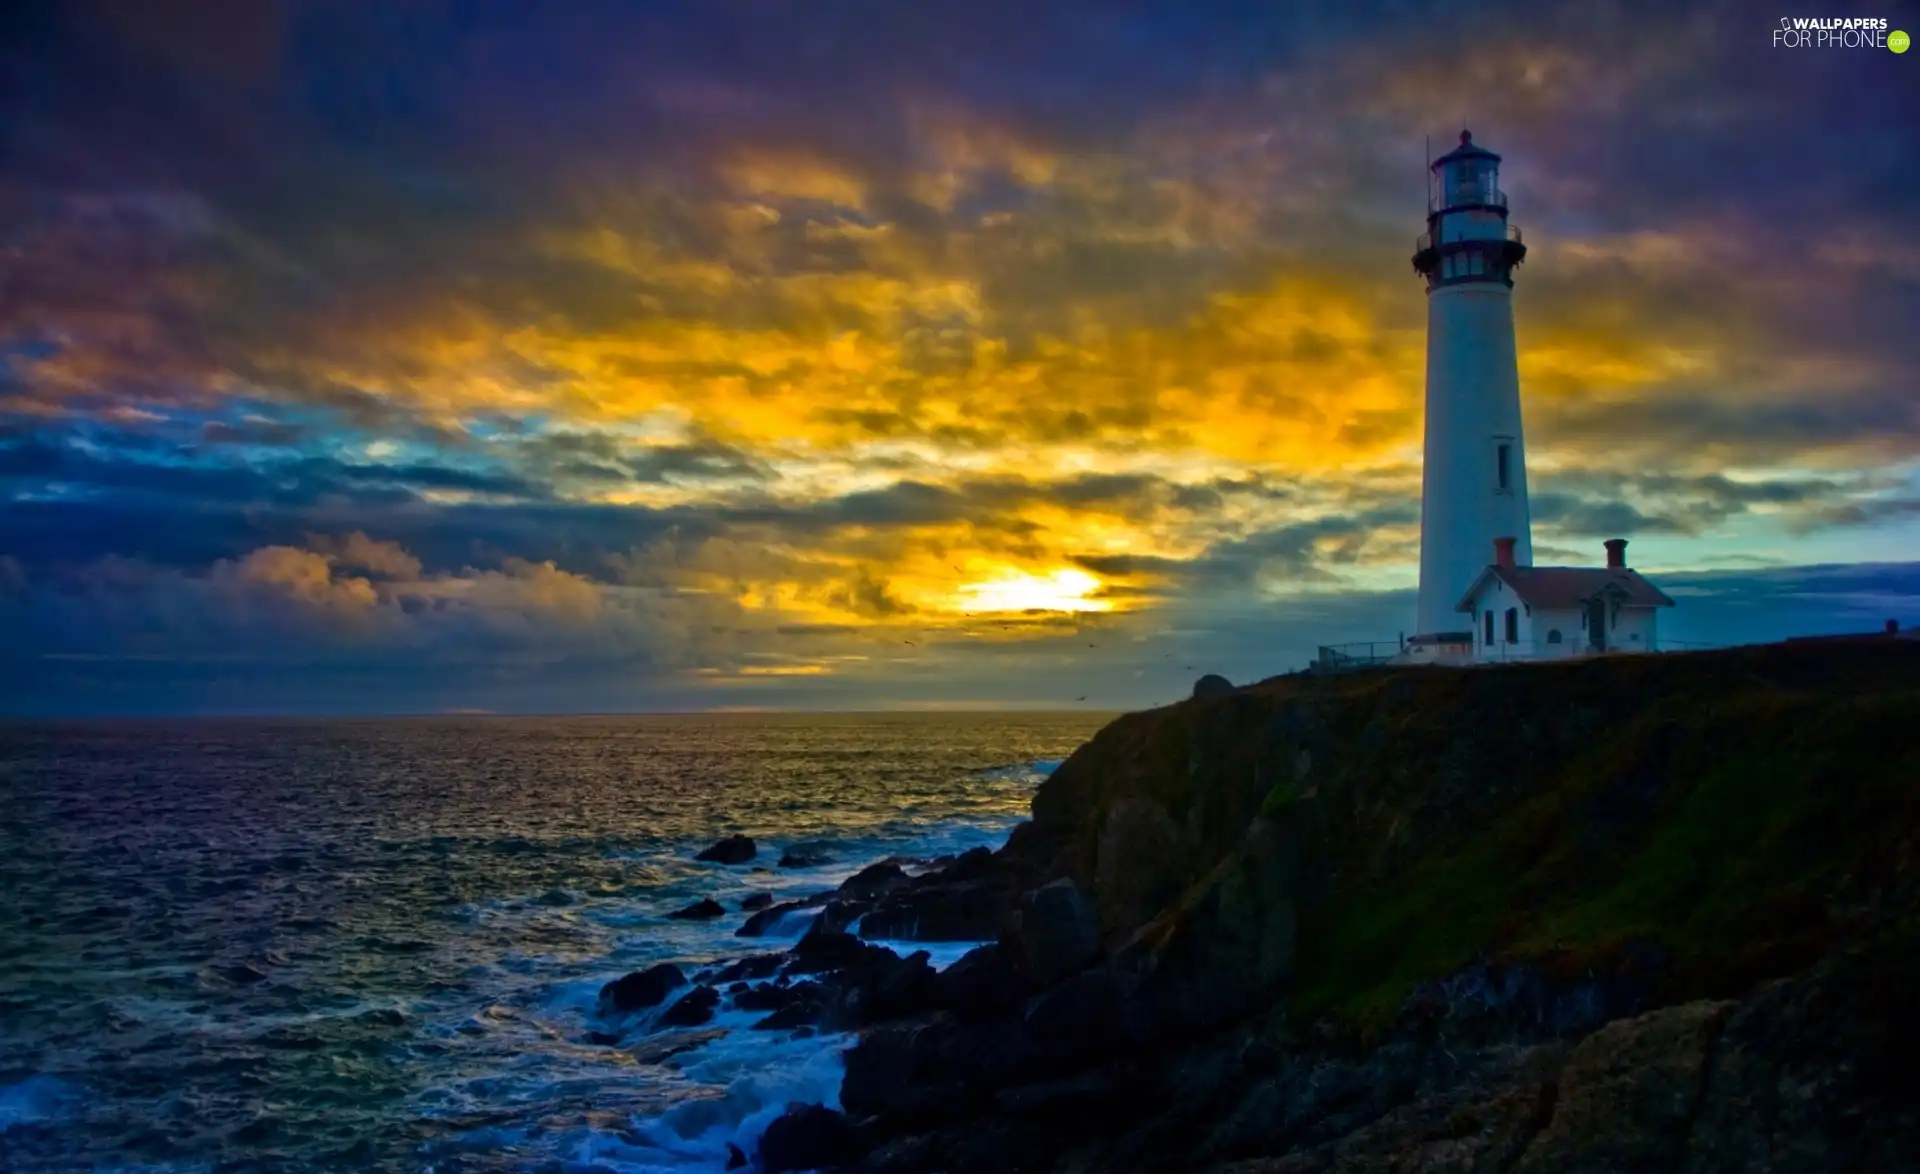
[1587,598,1608,651]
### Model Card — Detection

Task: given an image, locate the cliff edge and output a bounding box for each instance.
[831,641,1920,1173]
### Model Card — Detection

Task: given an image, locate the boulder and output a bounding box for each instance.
[597,963,687,1014]
[1511,1000,1735,1174]
[725,1141,747,1169]
[711,952,786,983]
[789,926,884,974]
[937,943,1035,1020]
[657,985,720,1028]
[694,835,756,864]
[839,861,909,901]
[738,899,811,937]
[667,898,726,920]
[860,879,1013,941]
[758,1103,860,1174]
[753,999,826,1031]
[736,979,825,1013]
[1003,877,1101,988]
[779,842,837,868]
[1191,673,1234,701]
[740,892,774,911]
[842,1013,1044,1120]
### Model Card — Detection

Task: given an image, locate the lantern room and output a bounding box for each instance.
[1432,130,1504,211]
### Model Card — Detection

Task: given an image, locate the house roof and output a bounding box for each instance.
[1454,565,1676,613]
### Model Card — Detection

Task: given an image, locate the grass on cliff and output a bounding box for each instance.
[1286,668,1920,1032]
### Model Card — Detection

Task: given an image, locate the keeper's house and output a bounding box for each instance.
[1456,537,1675,662]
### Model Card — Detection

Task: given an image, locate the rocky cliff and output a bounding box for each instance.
[826,641,1920,1173]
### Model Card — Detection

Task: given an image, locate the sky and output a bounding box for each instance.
[2,0,1918,715]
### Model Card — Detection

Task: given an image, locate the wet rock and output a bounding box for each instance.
[753,999,825,1031]
[779,841,837,868]
[625,1026,730,1064]
[789,926,884,974]
[1191,673,1234,700]
[598,963,688,1014]
[694,835,757,864]
[743,897,867,939]
[725,1142,747,1170]
[584,1030,621,1047]
[839,861,909,901]
[667,898,726,920]
[738,900,809,937]
[857,850,1020,943]
[758,1103,859,1174]
[740,892,775,911]
[736,979,824,1014]
[658,985,721,1028]
[711,952,786,983]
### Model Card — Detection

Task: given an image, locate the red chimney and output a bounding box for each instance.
[1493,536,1517,569]
[1604,538,1628,569]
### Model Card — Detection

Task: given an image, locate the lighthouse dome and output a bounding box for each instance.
[1431,129,1501,168]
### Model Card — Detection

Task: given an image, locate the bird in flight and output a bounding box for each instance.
[1075,695,1087,701]
[903,640,917,645]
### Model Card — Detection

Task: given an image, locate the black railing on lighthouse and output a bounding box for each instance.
[1417,223,1522,253]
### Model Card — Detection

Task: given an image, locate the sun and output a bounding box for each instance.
[953,568,1112,614]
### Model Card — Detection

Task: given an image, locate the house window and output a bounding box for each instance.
[1484,609,1494,645]
[1547,629,1562,644]
[1496,443,1511,491]
[1505,607,1518,644]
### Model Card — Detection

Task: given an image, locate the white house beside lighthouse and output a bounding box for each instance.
[1409,130,1534,653]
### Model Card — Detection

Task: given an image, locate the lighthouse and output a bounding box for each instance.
[1410,130,1532,645]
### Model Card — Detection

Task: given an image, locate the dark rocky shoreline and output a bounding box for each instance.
[605,640,1920,1172]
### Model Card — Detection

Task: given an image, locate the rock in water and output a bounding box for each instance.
[838,860,909,900]
[725,1142,747,1170]
[779,849,835,868]
[667,897,726,920]
[759,1103,859,1174]
[597,963,687,1014]
[694,835,756,864]
[711,952,785,982]
[657,985,720,1027]
[740,892,774,911]
[1191,673,1234,700]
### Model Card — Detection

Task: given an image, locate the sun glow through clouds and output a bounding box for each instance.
[954,568,1112,614]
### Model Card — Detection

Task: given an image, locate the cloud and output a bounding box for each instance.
[2,0,1916,711]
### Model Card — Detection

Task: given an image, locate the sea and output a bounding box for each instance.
[0,712,1108,1173]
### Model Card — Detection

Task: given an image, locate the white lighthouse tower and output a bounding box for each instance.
[1410,130,1533,646]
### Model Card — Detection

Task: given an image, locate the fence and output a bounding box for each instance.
[1312,641,1403,673]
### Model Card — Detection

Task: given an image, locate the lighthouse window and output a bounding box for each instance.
[1505,608,1519,644]
[1496,443,1511,490]
[1547,629,1563,644]
[1469,252,1485,276]
[1484,609,1494,644]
